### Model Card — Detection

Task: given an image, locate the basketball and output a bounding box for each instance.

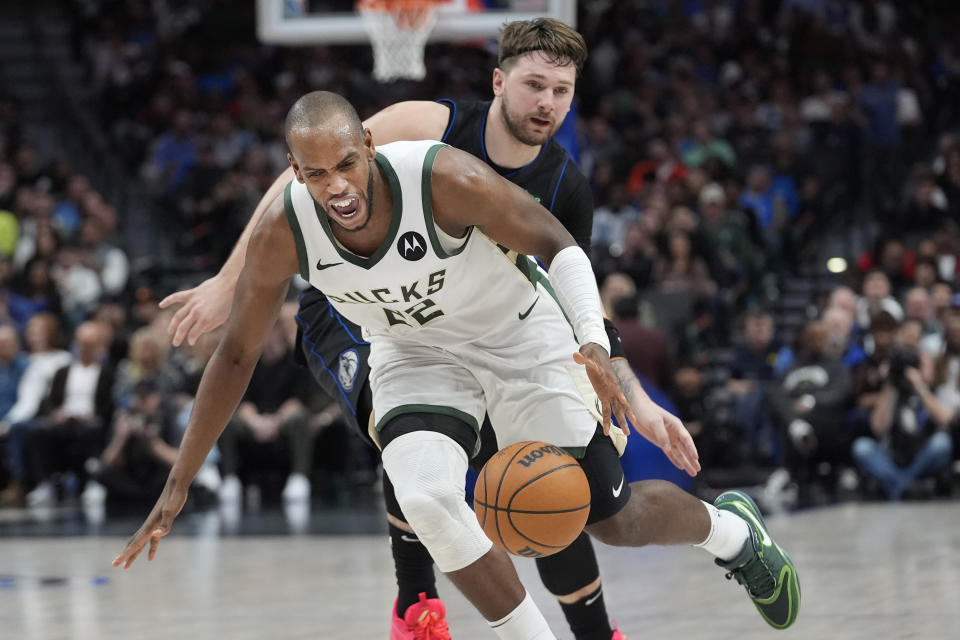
[474,441,591,558]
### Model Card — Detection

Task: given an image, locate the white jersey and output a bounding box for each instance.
[284,140,605,452]
[283,139,573,348]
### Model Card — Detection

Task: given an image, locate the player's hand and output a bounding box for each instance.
[574,343,637,437]
[159,274,234,347]
[629,400,701,477]
[112,481,188,569]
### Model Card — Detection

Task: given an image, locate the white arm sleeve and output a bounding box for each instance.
[548,246,610,356]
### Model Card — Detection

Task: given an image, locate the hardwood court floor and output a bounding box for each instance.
[1,501,958,639]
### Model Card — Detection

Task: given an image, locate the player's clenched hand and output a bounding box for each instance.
[112,482,188,569]
[629,400,701,477]
[574,343,637,437]
[159,274,234,347]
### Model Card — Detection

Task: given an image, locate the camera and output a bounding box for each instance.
[888,346,920,394]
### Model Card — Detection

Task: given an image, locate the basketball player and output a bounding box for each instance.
[158,19,656,640]
[114,92,800,640]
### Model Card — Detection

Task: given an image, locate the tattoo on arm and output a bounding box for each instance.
[612,359,645,405]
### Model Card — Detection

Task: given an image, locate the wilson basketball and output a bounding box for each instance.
[474,441,591,558]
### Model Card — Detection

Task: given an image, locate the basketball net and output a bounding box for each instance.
[356,0,446,82]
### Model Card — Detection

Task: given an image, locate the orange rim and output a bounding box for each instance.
[356,0,449,11]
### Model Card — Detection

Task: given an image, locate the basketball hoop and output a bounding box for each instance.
[356,0,448,82]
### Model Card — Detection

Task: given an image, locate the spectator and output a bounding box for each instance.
[0,313,70,507]
[698,182,755,290]
[767,320,854,504]
[902,287,944,356]
[52,244,102,327]
[855,236,913,296]
[932,283,954,324]
[898,171,949,241]
[625,138,687,197]
[611,294,674,391]
[739,165,786,244]
[91,380,178,505]
[931,311,960,412]
[143,109,196,197]
[6,257,61,332]
[681,119,736,169]
[78,216,129,299]
[599,272,636,319]
[800,70,847,124]
[856,269,904,329]
[853,311,900,425]
[912,258,939,291]
[113,327,184,409]
[859,59,903,213]
[53,175,93,239]
[652,229,717,300]
[609,221,657,290]
[0,325,27,420]
[592,185,640,257]
[853,352,953,500]
[727,310,781,462]
[24,321,115,507]
[828,286,859,325]
[823,306,867,369]
[217,319,315,504]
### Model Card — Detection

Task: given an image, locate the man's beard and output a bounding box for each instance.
[500,98,553,146]
[323,169,375,233]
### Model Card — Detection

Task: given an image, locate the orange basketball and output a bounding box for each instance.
[474,441,590,558]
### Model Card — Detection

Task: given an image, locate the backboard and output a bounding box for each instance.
[256,0,577,46]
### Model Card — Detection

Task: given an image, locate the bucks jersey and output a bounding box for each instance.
[284,139,602,450]
[284,139,573,349]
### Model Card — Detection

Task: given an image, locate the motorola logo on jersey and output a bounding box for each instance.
[397,231,427,261]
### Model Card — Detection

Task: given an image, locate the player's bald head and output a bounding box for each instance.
[284,91,363,148]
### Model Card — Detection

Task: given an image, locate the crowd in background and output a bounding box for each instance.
[2,0,960,513]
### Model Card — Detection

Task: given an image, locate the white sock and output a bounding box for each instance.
[693,500,750,562]
[489,591,556,640]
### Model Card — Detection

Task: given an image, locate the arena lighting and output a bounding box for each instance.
[826,257,848,273]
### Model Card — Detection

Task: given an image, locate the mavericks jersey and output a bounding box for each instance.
[283,140,572,348]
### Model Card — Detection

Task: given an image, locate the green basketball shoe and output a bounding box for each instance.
[714,490,800,629]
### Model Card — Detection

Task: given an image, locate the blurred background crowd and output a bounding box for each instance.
[1,0,960,517]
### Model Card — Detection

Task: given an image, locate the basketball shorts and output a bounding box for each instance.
[367,295,603,456]
[295,293,371,436]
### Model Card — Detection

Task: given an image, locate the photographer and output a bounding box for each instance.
[852,319,954,500]
[92,380,178,505]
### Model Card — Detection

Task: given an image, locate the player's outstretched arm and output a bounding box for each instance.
[160,101,450,347]
[113,196,297,569]
[611,360,700,476]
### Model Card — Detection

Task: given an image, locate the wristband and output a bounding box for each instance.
[548,246,610,356]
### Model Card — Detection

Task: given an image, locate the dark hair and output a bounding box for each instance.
[498,18,587,73]
[869,310,899,333]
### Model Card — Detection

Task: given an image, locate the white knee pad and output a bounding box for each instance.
[381,430,492,572]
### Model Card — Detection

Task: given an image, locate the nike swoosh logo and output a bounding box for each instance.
[400,534,419,543]
[734,502,771,547]
[612,475,625,498]
[518,296,539,320]
[584,588,603,606]
[316,259,343,270]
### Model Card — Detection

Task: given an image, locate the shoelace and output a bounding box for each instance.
[725,554,776,599]
[411,610,451,640]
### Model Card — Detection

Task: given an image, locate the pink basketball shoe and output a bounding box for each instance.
[611,619,628,639]
[390,593,451,640]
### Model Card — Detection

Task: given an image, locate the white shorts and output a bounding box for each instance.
[367,291,603,455]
